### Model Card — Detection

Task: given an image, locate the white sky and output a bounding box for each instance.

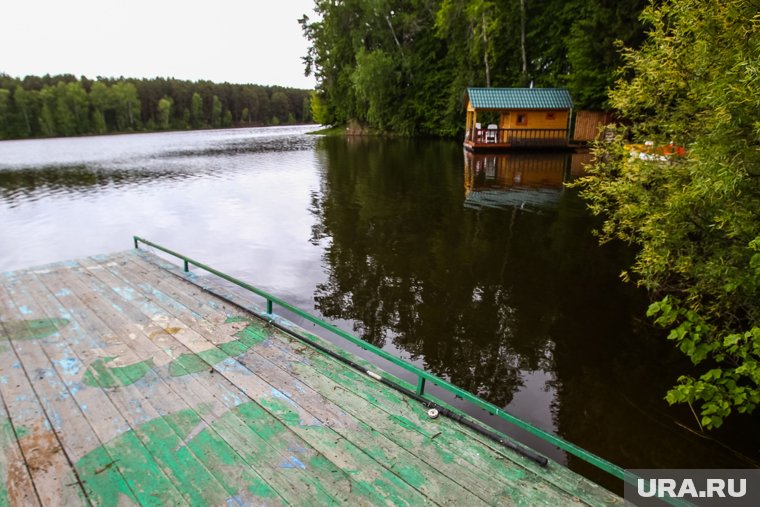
[0,0,317,89]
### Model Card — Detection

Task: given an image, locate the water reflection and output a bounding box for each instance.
[0,126,315,206]
[310,139,613,410]
[309,138,760,488]
[464,152,569,210]
[0,126,321,276]
[0,165,194,204]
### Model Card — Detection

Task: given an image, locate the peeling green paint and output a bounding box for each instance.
[2,318,70,341]
[247,480,277,499]
[82,357,155,388]
[375,471,424,507]
[14,424,29,439]
[131,409,231,504]
[77,422,183,506]
[393,463,428,489]
[81,321,270,388]
[0,417,13,507]
[235,399,289,440]
[256,396,304,428]
[168,322,267,376]
[185,419,278,501]
[224,316,250,324]
[388,414,431,438]
[76,404,283,506]
[168,348,228,376]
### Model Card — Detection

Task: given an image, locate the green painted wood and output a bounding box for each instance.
[248,345,563,505]
[99,253,481,506]
[30,267,238,507]
[136,250,622,506]
[51,259,330,506]
[111,252,589,506]
[242,329,586,505]
[3,269,193,507]
[87,258,434,504]
[0,251,624,506]
[85,260,435,506]
[132,237,628,485]
[72,256,381,506]
[0,279,95,506]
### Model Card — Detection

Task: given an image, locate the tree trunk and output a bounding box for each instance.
[384,14,404,61]
[127,101,134,128]
[482,12,491,87]
[520,0,528,81]
[21,109,30,134]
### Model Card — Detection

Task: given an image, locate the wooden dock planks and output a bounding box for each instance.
[0,250,622,506]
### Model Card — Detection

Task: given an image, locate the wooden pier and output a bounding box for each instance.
[0,249,622,506]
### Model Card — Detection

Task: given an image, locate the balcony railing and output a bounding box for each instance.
[468,128,569,147]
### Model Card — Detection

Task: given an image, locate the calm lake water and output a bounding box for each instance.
[1,126,757,490]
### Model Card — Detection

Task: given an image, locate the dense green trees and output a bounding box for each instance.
[0,74,312,139]
[300,0,647,135]
[577,0,760,429]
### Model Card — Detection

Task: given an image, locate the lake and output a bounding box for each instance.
[1,125,757,491]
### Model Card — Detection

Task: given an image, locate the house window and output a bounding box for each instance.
[546,113,556,120]
[516,114,527,126]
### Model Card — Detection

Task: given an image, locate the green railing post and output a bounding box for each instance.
[266,299,273,315]
[184,260,189,272]
[416,376,426,396]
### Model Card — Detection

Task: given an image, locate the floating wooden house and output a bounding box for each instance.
[464,88,573,151]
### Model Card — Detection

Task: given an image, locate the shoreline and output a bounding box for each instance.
[0,122,320,143]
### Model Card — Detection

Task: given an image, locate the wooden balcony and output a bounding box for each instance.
[464,128,570,151]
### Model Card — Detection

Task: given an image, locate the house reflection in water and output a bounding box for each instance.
[464,151,576,211]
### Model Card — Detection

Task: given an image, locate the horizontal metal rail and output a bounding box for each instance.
[133,235,628,483]
[468,128,569,146]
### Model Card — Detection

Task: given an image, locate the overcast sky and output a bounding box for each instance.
[0,0,317,89]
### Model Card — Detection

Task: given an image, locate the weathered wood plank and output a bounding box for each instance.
[28,266,246,507]
[237,330,585,505]
[14,270,240,504]
[102,253,497,506]
[79,255,431,506]
[127,250,621,506]
[69,257,379,506]
[118,256,584,505]
[0,375,41,507]
[4,268,194,506]
[0,250,623,506]
[92,254,468,504]
[0,278,91,506]
[43,261,316,506]
[60,258,313,506]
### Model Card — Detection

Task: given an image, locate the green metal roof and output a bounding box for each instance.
[467,88,573,110]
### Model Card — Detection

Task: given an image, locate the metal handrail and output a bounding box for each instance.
[469,127,569,146]
[133,235,628,482]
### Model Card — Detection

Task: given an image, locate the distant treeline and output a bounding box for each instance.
[0,74,313,139]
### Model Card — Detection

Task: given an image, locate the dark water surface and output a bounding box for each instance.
[1,126,757,491]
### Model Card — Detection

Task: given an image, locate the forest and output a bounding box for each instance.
[0,74,312,139]
[300,0,648,135]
